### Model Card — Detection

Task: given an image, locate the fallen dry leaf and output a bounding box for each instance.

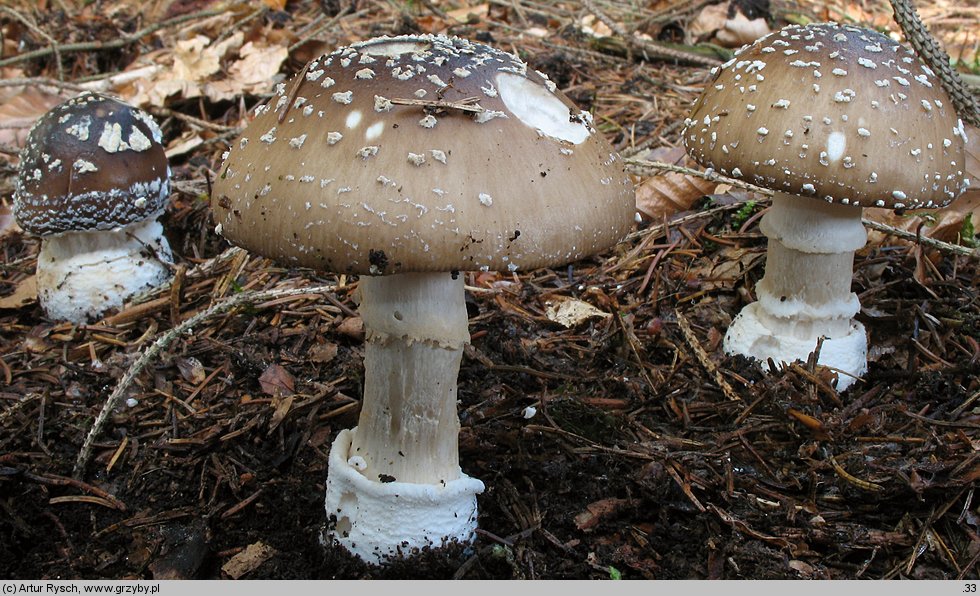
[268,394,294,432]
[0,276,37,310]
[692,246,764,292]
[130,33,254,107]
[336,316,364,341]
[544,296,610,328]
[204,40,289,103]
[259,363,295,397]
[715,13,771,48]
[0,204,22,241]
[446,3,489,23]
[635,172,716,222]
[0,88,66,150]
[176,357,207,384]
[221,541,276,579]
[579,14,614,38]
[690,3,770,48]
[165,131,205,160]
[309,341,338,364]
[689,3,729,41]
[574,498,630,531]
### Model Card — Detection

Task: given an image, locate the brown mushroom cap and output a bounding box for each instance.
[683,22,970,210]
[211,34,635,275]
[14,92,171,235]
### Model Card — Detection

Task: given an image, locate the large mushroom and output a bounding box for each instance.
[683,22,970,390]
[14,92,174,323]
[211,34,635,563]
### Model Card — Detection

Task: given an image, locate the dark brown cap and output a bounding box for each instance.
[14,92,171,235]
[212,34,635,275]
[683,23,970,210]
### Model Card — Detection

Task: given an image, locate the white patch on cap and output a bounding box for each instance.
[73,158,98,173]
[327,131,343,145]
[374,96,393,112]
[365,121,384,140]
[495,72,590,144]
[478,193,493,207]
[65,116,92,141]
[128,127,152,152]
[346,111,362,129]
[98,123,126,153]
[826,131,846,163]
[360,41,429,58]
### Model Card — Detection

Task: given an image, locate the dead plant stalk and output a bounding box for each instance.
[72,283,337,479]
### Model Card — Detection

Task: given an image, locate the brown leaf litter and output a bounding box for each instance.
[0,0,978,581]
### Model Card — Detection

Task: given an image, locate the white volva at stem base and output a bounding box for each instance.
[324,272,484,564]
[36,218,173,324]
[324,428,484,565]
[724,193,869,390]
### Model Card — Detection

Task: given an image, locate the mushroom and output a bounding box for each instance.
[683,22,969,390]
[211,34,635,563]
[14,92,174,323]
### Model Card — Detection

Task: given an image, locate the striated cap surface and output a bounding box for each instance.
[683,22,970,210]
[211,34,635,275]
[14,92,171,235]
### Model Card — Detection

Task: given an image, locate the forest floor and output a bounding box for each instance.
[0,0,978,580]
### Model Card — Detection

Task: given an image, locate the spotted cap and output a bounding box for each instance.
[683,22,970,210]
[14,92,171,235]
[211,34,635,275]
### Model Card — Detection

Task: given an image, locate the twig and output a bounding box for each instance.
[23,471,127,510]
[287,5,367,53]
[0,77,85,91]
[0,8,226,69]
[580,0,722,66]
[626,157,772,195]
[73,283,336,478]
[828,454,885,492]
[862,218,979,260]
[389,96,486,113]
[0,6,64,81]
[628,158,980,259]
[675,311,741,401]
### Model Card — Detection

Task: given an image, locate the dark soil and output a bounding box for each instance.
[1,0,978,581]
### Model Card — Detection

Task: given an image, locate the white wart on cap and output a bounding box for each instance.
[14,92,171,235]
[212,34,635,275]
[683,22,969,209]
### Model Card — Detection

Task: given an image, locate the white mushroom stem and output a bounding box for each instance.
[36,218,173,324]
[724,192,869,389]
[349,271,471,484]
[324,271,484,564]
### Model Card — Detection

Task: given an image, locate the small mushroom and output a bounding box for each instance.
[683,22,969,390]
[211,34,636,564]
[14,92,174,323]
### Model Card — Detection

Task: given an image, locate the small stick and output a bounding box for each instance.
[628,158,979,259]
[675,311,740,401]
[389,96,486,114]
[828,454,885,492]
[0,8,227,69]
